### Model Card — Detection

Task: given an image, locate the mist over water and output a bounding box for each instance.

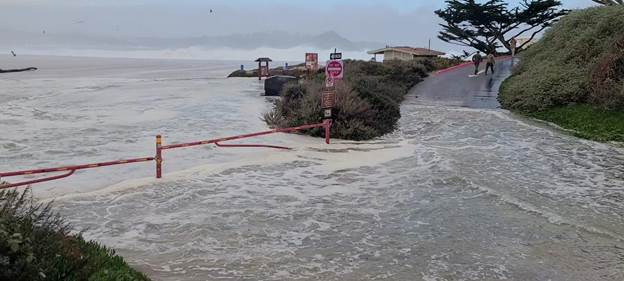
[1,56,623,280]
[7,46,374,62]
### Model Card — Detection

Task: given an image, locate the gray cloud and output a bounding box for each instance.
[0,0,596,57]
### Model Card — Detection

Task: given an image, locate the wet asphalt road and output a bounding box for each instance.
[413,59,514,109]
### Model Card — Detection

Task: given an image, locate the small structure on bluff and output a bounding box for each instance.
[367,46,445,62]
[255,57,272,80]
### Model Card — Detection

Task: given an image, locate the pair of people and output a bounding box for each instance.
[472,51,496,76]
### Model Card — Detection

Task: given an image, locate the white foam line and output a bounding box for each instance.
[39,151,299,203]
[41,138,417,202]
[428,144,503,151]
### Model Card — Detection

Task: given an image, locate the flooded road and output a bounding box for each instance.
[2,56,623,280]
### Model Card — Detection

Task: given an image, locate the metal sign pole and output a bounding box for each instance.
[322,49,341,142]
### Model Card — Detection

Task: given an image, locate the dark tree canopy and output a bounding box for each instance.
[435,0,568,54]
[592,0,623,5]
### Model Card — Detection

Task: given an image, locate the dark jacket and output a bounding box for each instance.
[472,53,483,64]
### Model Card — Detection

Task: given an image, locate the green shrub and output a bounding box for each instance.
[589,36,624,110]
[264,59,445,140]
[264,79,379,140]
[419,57,465,72]
[0,188,150,281]
[499,5,624,112]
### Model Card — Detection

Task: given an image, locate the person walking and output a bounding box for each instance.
[485,53,495,75]
[472,51,483,75]
[510,38,517,58]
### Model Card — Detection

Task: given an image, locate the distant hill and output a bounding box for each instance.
[0,29,381,51]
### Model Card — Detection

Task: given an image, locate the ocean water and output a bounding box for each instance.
[1,55,623,280]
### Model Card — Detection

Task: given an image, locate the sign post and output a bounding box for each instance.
[322,50,343,121]
[322,90,335,119]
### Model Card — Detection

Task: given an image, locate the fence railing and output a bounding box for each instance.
[0,120,332,189]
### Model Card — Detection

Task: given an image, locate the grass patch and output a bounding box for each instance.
[0,188,150,281]
[527,104,624,142]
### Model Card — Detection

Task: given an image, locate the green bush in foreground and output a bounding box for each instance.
[264,59,454,140]
[0,188,150,281]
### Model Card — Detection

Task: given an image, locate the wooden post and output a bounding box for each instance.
[155,135,162,179]
[324,119,331,144]
[258,61,262,80]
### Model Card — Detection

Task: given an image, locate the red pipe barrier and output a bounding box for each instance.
[160,122,327,150]
[0,157,154,190]
[0,121,332,189]
[0,170,76,189]
[324,119,332,144]
[0,157,155,178]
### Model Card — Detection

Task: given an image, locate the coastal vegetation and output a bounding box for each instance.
[499,5,624,142]
[263,58,461,140]
[0,188,150,281]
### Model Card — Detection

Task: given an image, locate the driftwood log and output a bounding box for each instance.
[0,67,38,73]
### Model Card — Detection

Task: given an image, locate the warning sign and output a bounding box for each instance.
[325,60,343,80]
[322,91,336,109]
[305,53,319,71]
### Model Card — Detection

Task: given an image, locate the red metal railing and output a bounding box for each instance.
[0,119,332,189]
[433,55,513,76]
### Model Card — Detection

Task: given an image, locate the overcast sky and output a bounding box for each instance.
[0,0,596,53]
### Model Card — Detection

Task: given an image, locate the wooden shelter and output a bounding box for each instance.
[255,57,272,80]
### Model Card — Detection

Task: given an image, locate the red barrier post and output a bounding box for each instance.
[324,119,332,144]
[155,135,162,179]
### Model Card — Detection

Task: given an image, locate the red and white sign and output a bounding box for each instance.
[305,53,319,71]
[325,60,343,79]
